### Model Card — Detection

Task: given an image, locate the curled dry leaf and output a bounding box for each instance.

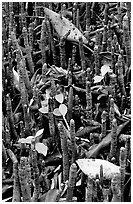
[43,7,88,44]
[35,142,48,157]
[76,159,120,179]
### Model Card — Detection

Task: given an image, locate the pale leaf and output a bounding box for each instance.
[18,136,34,144]
[35,142,48,156]
[114,103,121,117]
[25,136,34,144]
[101,65,112,77]
[55,67,67,75]
[43,7,88,44]
[93,75,104,84]
[35,128,44,138]
[29,98,34,107]
[39,106,48,114]
[18,138,26,144]
[76,159,120,179]
[55,93,64,103]
[59,104,67,116]
[53,108,62,116]
[46,88,51,99]
[13,67,20,91]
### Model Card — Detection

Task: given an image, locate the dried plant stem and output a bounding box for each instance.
[58,122,69,182]
[104,3,109,25]
[67,87,73,124]
[119,147,126,202]
[59,31,70,69]
[2,142,8,162]
[23,104,31,136]
[125,136,130,166]
[111,173,121,202]
[72,3,77,25]
[18,157,31,202]
[12,161,21,202]
[94,45,100,75]
[8,52,15,95]
[28,22,34,53]
[109,118,117,162]
[109,73,117,97]
[85,177,93,201]
[19,75,29,108]
[41,63,48,83]
[11,31,32,95]
[111,46,115,72]
[117,55,126,97]
[48,98,55,140]
[45,18,57,65]
[66,163,77,201]
[72,45,77,67]
[6,147,21,202]
[102,25,108,52]
[117,3,122,28]
[86,3,91,32]
[70,119,77,164]
[39,160,49,193]
[109,97,115,129]
[25,158,32,195]
[79,37,86,72]
[6,94,18,140]
[22,27,34,75]
[100,111,107,140]
[86,81,92,121]
[31,149,40,202]
[123,14,131,67]
[40,19,47,64]
[67,59,72,86]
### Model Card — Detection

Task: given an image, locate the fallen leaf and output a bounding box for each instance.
[43,7,88,44]
[76,159,120,179]
[35,142,48,156]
